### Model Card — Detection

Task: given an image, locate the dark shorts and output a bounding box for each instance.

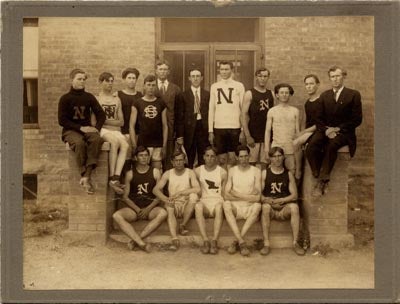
[214,128,240,155]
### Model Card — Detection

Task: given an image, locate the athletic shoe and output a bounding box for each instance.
[311,181,324,197]
[303,235,310,251]
[169,238,180,251]
[260,245,270,256]
[127,240,137,251]
[80,177,94,195]
[239,242,250,256]
[209,240,218,254]
[227,240,239,254]
[138,243,152,253]
[293,242,306,256]
[201,240,211,254]
[179,224,189,236]
[109,180,124,195]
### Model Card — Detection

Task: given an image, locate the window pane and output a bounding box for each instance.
[162,18,257,42]
[23,174,37,201]
[163,52,184,90]
[23,79,38,124]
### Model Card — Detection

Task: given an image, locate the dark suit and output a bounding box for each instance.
[155,81,183,170]
[176,88,210,168]
[306,87,362,179]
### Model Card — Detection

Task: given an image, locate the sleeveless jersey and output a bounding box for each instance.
[133,97,166,147]
[231,165,260,195]
[168,168,191,197]
[269,105,298,154]
[117,90,143,134]
[248,88,274,142]
[262,167,290,198]
[199,165,223,199]
[97,94,121,131]
[128,166,157,208]
[304,97,321,129]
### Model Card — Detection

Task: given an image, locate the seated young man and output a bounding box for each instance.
[194,146,227,254]
[112,146,167,253]
[152,150,200,251]
[260,146,305,256]
[223,145,262,256]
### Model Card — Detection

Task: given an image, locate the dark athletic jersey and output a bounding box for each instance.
[248,88,274,142]
[133,97,166,147]
[117,90,143,134]
[304,97,321,129]
[262,167,290,198]
[128,166,157,209]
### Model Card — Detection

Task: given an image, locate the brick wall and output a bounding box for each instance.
[263,16,374,172]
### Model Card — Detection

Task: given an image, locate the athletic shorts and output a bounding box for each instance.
[147,147,163,162]
[214,128,240,155]
[172,193,198,218]
[269,203,297,221]
[199,197,223,218]
[248,142,267,163]
[229,200,259,220]
[100,128,126,142]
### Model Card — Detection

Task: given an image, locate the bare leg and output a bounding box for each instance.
[223,201,245,243]
[261,204,272,246]
[213,203,223,240]
[289,203,300,244]
[218,153,228,171]
[181,195,197,227]
[114,138,129,176]
[166,206,178,240]
[294,148,303,180]
[112,208,145,247]
[240,203,261,237]
[140,207,167,239]
[101,133,119,176]
[195,202,208,241]
[227,152,237,170]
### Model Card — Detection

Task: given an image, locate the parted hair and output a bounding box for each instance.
[98,72,114,83]
[122,67,140,79]
[70,68,86,80]
[274,83,294,95]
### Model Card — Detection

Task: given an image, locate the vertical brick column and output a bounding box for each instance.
[63,142,115,245]
[302,146,354,247]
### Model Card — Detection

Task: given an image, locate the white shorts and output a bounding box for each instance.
[199,197,223,217]
[230,200,255,220]
[248,142,267,163]
[100,128,126,142]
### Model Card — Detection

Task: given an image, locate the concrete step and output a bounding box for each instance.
[109,219,294,248]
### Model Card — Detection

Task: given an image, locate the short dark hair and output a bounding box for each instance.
[268,146,285,157]
[188,68,202,76]
[303,74,320,84]
[155,60,170,69]
[235,144,250,156]
[122,67,140,79]
[134,145,150,157]
[70,68,86,80]
[98,72,114,83]
[204,145,217,156]
[255,67,271,77]
[143,74,157,84]
[219,61,234,69]
[171,149,186,161]
[274,83,294,95]
[328,65,347,77]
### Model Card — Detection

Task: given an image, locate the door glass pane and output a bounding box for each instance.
[163,51,184,90]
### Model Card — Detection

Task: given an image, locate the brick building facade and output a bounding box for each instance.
[23,16,374,207]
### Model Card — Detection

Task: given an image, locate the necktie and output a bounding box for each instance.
[333,90,338,102]
[194,90,200,114]
[161,82,166,95]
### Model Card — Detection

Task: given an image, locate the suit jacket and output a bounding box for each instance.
[316,87,362,157]
[155,82,182,140]
[176,88,210,150]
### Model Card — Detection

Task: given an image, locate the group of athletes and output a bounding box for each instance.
[58,60,362,256]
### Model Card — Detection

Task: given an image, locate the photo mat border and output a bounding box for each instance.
[1,0,399,302]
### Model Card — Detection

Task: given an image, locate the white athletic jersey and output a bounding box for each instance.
[208,78,245,130]
[268,105,299,154]
[97,93,122,131]
[199,165,223,199]
[168,168,191,196]
[231,165,260,195]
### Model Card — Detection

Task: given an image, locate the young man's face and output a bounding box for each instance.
[329,69,345,89]
[172,154,186,170]
[219,64,232,80]
[124,73,137,89]
[304,77,319,96]
[203,149,217,167]
[270,151,284,167]
[71,73,86,90]
[256,70,270,88]
[136,151,150,165]
[188,70,203,88]
[237,150,250,167]
[276,87,291,103]
[101,77,114,92]
[144,80,157,96]
[156,64,170,81]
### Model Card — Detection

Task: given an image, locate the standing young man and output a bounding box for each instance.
[175,68,210,168]
[260,147,305,256]
[153,151,200,251]
[113,146,167,253]
[130,74,168,170]
[208,61,246,169]
[58,68,106,194]
[306,66,362,196]
[264,83,301,179]
[223,145,262,256]
[154,60,183,170]
[242,68,274,169]
[194,146,227,254]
